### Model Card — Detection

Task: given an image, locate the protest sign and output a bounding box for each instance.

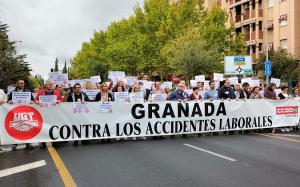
[190,80,197,87]
[114,92,129,102]
[195,75,205,82]
[129,92,144,103]
[12,92,32,104]
[90,76,102,85]
[126,76,138,86]
[72,102,89,113]
[39,95,57,108]
[151,94,167,102]
[213,73,224,81]
[161,82,172,90]
[270,78,281,87]
[99,102,112,113]
[229,77,239,85]
[84,90,99,101]
[49,72,68,85]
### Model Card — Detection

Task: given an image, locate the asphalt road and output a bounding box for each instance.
[1,132,300,187]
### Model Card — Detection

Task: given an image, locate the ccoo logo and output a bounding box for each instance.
[276,106,298,115]
[5,106,43,140]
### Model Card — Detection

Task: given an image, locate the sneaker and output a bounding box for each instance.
[12,144,17,151]
[132,137,136,141]
[280,128,286,132]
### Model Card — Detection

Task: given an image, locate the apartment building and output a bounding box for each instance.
[215,0,300,63]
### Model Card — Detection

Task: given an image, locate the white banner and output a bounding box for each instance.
[0,99,299,145]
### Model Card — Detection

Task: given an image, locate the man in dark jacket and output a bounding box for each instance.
[67,83,90,146]
[239,82,251,99]
[7,79,34,150]
[8,79,34,104]
[218,79,236,99]
[67,83,90,102]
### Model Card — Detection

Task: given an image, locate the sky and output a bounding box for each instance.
[0,0,143,78]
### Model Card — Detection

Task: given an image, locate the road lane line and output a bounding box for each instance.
[255,133,300,143]
[0,160,46,178]
[262,133,300,138]
[47,143,77,187]
[184,143,237,162]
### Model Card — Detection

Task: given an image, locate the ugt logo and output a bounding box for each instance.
[5,106,43,140]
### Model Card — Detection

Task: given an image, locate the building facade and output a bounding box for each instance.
[215,0,300,63]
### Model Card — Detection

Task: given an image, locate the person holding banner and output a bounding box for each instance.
[85,81,93,90]
[264,83,278,100]
[238,82,251,99]
[278,86,290,100]
[189,87,202,101]
[95,83,114,102]
[34,80,64,104]
[292,87,299,98]
[164,87,172,100]
[151,82,163,94]
[249,86,262,99]
[204,81,219,100]
[0,88,6,105]
[112,83,126,93]
[7,79,34,104]
[7,79,34,150]
[67,83,90,146]
[218,79,235,100]
[67,83,90,103]
[170,83,189,101]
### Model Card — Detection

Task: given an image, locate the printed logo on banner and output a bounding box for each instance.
[276,106,298,116]
[4,106,43,140]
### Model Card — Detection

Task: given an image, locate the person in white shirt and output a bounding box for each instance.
[0,89,7,105]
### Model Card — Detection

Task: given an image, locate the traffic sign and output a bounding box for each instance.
[265,60,272,70]
[264,60,272,77]
[265,69,272,77]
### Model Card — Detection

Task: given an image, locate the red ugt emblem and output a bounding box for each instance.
[5,106,43,140]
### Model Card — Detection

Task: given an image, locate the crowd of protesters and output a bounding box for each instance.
[0,74,299,150]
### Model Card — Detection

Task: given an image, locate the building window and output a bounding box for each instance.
[259,43,263,52]
[280,39,288,49]
[268,0,273,7]
[279,14,288,26]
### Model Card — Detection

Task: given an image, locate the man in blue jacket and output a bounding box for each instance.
[170,83,189,101]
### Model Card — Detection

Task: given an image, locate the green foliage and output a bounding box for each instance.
[161,28,222,81]
[69,1,246,81]
[0,22,31,88]
[63,60,67,73]
[257,48,299,82]
[54,58,59,72]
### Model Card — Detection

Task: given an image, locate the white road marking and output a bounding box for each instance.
[184,143,237,162]
[0,160,46,178]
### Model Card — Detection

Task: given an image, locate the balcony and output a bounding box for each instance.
[251,32,256,40]
[259,9,263,17]
[243,11,250,20]
[259,31,263,39]
[258,53,263,60]
[251,53,256,61]
[245,33,250,41]
[251,11,255,18]
[236,14,242,22]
